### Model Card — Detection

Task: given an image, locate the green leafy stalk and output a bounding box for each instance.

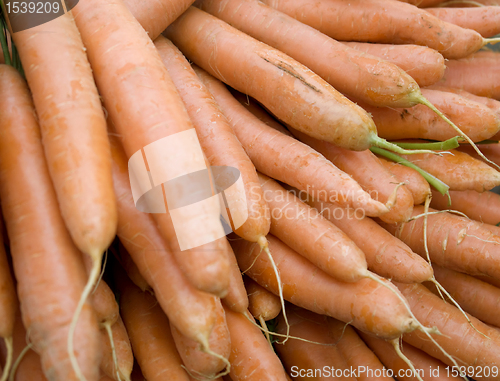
[393,136,461,151]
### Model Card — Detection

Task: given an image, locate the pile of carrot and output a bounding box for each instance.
[1,0,500,380]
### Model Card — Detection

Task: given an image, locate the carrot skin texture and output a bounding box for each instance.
[261,0,485,59]
[244,276,281,321]
[154,35,270,244]
[11,11,117,259]
[0,65,100,381]
[164,7,379,150]
[197,68,389,217]
[197,0,423,108]
[0,231,15,340]
[220,239,249,314]
[92,280,119,327]
[232,234,415,339]
[342,42,445,87]
[100,316,133,381]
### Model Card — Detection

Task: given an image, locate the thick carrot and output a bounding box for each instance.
[425,7,500,37]
[0,64,100,380]
[224,305,288,381]
[397,282,500,379]
[437,51,500,99]
[231,234,417,339]
[273,306,356,381]
[119,280,191,381]
[430,189,500,225]
[380,205,500,280]
[309,200,433,283]
[100,316,133,381]
[110,135,220,346]
[378,158,431,205]
[123,0,195,39]
[427,265,500,327]
[290,129,415,223]
[359,331,461,381]
[258,173,369,282]
[261,0,486,59]
[341,42,445,87]
[73,0,231,297]
[359,89,500,142]
[196,67,390,217]
[244,276,281,321]
[154,35,270,246]
[10,8,117,264]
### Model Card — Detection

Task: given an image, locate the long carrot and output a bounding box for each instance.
[425,7,500,37]
[0,64,100,380]
[196,67,391,217]
[232,234,417,339]
[100,316,133,381]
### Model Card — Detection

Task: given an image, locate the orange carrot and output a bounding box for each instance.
[232,234,416,339]
[244,276,281,321]
[258,173,369,282]
[196,67,390,217]
[261,0,486,59]
[0,64,100,380]
[430,189,500,225]
[220,239,250,314]
[92,280,119,328]
[116,243,151,293]
[342,42,445,87]
[378,158,431,205]
[100,316,133,381]
[223,306,288,381]
[426,7,500,37]
[381,205,500,278]
[309,200,433,283]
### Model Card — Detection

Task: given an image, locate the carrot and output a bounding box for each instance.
[358,331,461,381]
[380,205,500,280]
[260,0,487,59]
[473,274,500,289]
[290,129,415,223]
[91,280,119,328]
[123,0,195,39]
[170,298,231,378]
[231,234,417,339]
[341,42,445,87]
[378,158,431,205]
[109,135,220,347]
[100,316,133,381]
[0,64,100,380]
[73,0,231,298]
[116,243,151,293]
[219,239,249,314]
[430,189,500,225]
[426,264,500,328]
[437,51,500,99]
[196,67,391,217]
[273,306,356,381]
[154,35,270,247]
[397,282,500,379]
[258,173,369,282]
[425,7,500,37]
[119,279,191,381]
[244,276,281,321]
[223,305,288,381]
[309,200,433,283]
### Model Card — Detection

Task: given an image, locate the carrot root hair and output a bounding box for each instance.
[258,316,272,345]
[103,321,127,381]
[183,337,231,380]
[1,337,13,381]
[8,343,32,381]
[390,338,425,381]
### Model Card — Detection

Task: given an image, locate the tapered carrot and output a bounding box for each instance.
[123,0,195,39]
[109,135,220,346]
[341,42,445,87]
[425,7,500,37]
[397,282,500,378]
[232,234,417,339]
[290,129,414,223]
[307,200,433,283]
[244,277,281,321]
[91,280,119,328]
[154,36,270,247]
[0,65,100,380]
[430,189,500,225]
[100,316,133,381]
[220,239,250,314]
[437,51,500,99]
[426,265,500,328]
[359,332,461,381]
[73,0,231,298]
[261,0,487,59]
[224,306,288,381]
[378,158,431,205]
[380,205,500,280]
[196,67,391,217]
[119,279,191,381]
